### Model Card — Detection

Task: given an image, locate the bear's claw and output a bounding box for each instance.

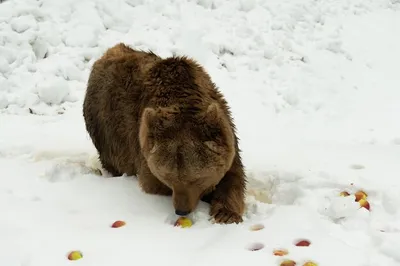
[210,205,243,224]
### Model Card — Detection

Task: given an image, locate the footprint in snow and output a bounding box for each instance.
[42,160,101,182]
[350,164,365,170]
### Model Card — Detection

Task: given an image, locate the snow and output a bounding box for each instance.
[1,0,400,265]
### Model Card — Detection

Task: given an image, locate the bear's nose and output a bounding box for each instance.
[175,209,190,216]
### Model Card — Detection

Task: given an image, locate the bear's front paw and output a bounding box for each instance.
[210,202,243,224]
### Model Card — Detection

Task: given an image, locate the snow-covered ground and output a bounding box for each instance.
[1,0,400,265]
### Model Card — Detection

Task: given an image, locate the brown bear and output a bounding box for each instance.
[82,43,246,224]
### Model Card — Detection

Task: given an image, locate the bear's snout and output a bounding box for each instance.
[172,186,201,216]
[175,209,190,216]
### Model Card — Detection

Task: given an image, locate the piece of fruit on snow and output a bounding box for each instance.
[295,240,311,246]
[355,190,368,202]
[273,249,289,256]
[280,259,296,266]
[358,199,370,210]
[303,261,318,266]
[249,224,264,231]
[67,251,82,260]
[339,191,350,197]
[174,217,192,228]
[111,220,126,228]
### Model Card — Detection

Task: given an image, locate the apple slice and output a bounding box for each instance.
[355,190,368,202]
[359,199,370,210]
[67,251,82,260]
[273,249,289,256]
[303,261,318,266]
[111,220,126,228]
[174,217,192,228]
[280,259,296,266]
[295,239,311,247]
[249,224,264,231]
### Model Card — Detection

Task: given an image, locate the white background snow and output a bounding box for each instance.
[1,0,400,265]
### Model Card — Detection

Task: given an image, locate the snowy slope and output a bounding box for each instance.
[1,0,400,265]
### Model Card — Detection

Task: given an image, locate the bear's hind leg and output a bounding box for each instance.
[99,154,122,177]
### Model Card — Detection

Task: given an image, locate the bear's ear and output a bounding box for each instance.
[203,103,234,150]
[142,106,179,130]
[204,103,221,122]
[139,107,156,151]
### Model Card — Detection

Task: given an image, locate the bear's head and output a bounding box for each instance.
[139,103,236,216]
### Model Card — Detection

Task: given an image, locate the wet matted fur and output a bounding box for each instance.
[83,43,247,224]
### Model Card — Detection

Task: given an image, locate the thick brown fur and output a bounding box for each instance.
[83,43,247,224]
